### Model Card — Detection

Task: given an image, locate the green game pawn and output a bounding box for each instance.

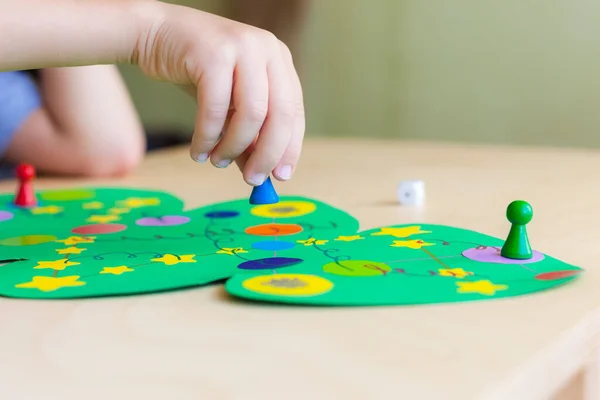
[501,200,533,260]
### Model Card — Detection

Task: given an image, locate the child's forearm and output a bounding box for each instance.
[3,65,146,176]
[0,0,154,71]
[39,66,146,174]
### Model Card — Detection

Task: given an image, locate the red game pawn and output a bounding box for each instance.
[14,163,37,207]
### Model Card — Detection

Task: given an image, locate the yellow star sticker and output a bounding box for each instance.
[456,280,508,296]
[438,268,473,279]
[30,205,63,215]
[216,247,248,255]
[371,226,431,238]
[334,235,364,242]
[100,266,134,275]
[55,236,96,246]
[108,207,129,215]
[34,259,80,271]
[390,239,434,249]
[117,197,160,208]
[15,275,85,292]
[297,238,328,246]
[151,254,196,266]
[86,214,120,223]
[55,247,86,255]
[82,201,104,210]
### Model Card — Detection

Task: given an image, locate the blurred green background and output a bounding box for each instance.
[120,0,600,148]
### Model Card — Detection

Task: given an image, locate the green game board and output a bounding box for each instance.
[0,186,583,305]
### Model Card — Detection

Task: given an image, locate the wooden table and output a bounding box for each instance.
[0,138,599,400]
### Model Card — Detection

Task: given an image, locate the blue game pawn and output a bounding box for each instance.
[249,176,279,204]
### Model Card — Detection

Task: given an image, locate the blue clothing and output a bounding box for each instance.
[0,71,42,158]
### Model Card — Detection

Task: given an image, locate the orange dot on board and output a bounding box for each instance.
[245,223,303,236]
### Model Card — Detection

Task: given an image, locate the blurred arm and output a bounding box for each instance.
[3,66,145,176]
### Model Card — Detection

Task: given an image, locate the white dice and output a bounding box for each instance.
[397,180,425,205]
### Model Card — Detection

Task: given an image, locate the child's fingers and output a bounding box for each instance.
[189,66,234,163]
[241,43,294,186]
[209,57,269,169]
[233,135,256,173]
[272,43,305,181]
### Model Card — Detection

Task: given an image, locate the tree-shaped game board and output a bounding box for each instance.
[0,186,583,305]
[225,224,582,305]
[0,187,358,298]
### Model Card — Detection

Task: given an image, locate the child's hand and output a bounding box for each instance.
[0,0,304,183]
[135,3,305,186]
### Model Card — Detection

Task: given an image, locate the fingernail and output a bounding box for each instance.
[216,159,231,168]
[249,173,267,186]
[278,165,293,180]
[194,153,208,163]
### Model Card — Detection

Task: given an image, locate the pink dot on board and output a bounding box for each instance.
[72,223,127,235]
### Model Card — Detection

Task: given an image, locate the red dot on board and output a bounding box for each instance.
[72,223,127,235]
[535,270,581,281]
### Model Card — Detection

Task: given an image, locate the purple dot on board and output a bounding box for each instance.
[251,240,295,251]
[204,211,240,219]
[237,257,303,270]
[462,246,545,264]
[136,215,191,226]
[0,211,13,222]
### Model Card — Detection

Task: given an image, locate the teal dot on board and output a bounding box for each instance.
[501,200,533,260]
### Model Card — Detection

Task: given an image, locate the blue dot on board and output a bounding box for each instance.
[251,240,295,251]
[237,257,303,270]
[204,210,240,219]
